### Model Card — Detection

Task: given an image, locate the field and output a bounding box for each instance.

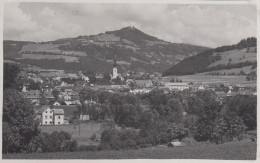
[164,74,256,87]
[39,122,103,146]
[20,44,61,53]
[205,66,254,75]
[18,54,79,63]
[209,48,256,67]
[3,139,256,159]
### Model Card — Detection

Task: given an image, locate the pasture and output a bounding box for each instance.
[39,122,103,146]
[20,43,61,53]
[3,139,256,159]
[209,48,256,67]
[19,54,79,63]
[164,74,256,87]
[205,66,253,75]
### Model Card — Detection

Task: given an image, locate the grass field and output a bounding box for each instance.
[19,54,79,62]
[3,139,256,159]
[39,122,103,146]
[164,74,256,87]
[209,48,256,67]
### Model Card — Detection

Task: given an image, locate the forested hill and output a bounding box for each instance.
[162,37,257,76]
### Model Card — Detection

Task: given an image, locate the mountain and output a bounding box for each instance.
[163,37,257,76]
[4,26,209,73]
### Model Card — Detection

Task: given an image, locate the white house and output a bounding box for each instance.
[53,101,61,106]
[52,109,64,125]
[36,106,54,125]
[165,83,189,91]
[36,106,65,125]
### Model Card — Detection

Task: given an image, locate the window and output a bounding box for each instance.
[50,116,52,119]
[58,122,60,124]
[50,111,52,113]
[58,116,60,119]
[50,121,52,124]
[45,121,47,124]
[46,111,47,113]
[45,116,47,119]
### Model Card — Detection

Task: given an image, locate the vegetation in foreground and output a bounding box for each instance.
[3,139,256,160]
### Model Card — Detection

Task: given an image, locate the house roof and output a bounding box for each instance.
[36,105,51,114]
[54,105,78,118]
[215,91,227,98]
[165,82,188,86]
[52,109,64,115]
[20,90,41,99]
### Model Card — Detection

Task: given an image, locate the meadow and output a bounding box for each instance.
[3,139,256,159]
[39,122,103,146]
[164,74,256,87]
[19,54,79,63]
[209,48,256,67]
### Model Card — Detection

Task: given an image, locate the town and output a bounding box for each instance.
[16,56,256,126]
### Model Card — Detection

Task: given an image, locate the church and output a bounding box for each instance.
[112,56,118,79]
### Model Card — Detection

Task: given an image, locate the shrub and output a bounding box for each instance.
[89,133,96,140]
[79,145,98,151]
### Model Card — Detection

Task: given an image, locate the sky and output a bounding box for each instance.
[3,2,257,48]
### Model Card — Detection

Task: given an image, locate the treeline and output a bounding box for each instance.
[163,37,257,76]
[215,37,257,52]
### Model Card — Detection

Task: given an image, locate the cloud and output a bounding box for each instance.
[4,3,256,47]
[4,3,38,40]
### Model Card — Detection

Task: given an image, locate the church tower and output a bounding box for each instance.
[112,55,118,79]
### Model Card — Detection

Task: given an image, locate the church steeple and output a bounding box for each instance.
[112,55,118,79]
[113,55,117,67]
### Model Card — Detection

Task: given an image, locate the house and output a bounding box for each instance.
[206,84,218,91]
[53,101,61,106]
[20,90,41,102]
[28,77,44,83]
[43,89,54,100]
[167,140,183,147]
[135,80,153,88]
[52,109,64,125]
[54,105,78,123]
[215,91,227,98]
[35,105,65,125]
[36,106,54,125]
[129,88,151,94]
[80,114,90,121]
[165,83,189,91]
[198,85,205,90]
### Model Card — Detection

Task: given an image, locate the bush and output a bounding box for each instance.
[27,131,78,153]
[79,145,98,151]
[89,133,96,140]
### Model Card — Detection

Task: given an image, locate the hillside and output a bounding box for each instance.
[4,26,209,73]
[163,37,257,76]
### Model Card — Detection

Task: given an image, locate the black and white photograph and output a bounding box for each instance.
[1,0,258,160]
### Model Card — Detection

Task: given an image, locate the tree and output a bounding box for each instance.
[28,80,42,90]
[88,74,96,84]
[193,99,221,142]
[227,95,256,130]
[39,95,48,105]
[3,89,39,153]
[4,63,20,89]
[52,89,60,101]
[165,98,184,124]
